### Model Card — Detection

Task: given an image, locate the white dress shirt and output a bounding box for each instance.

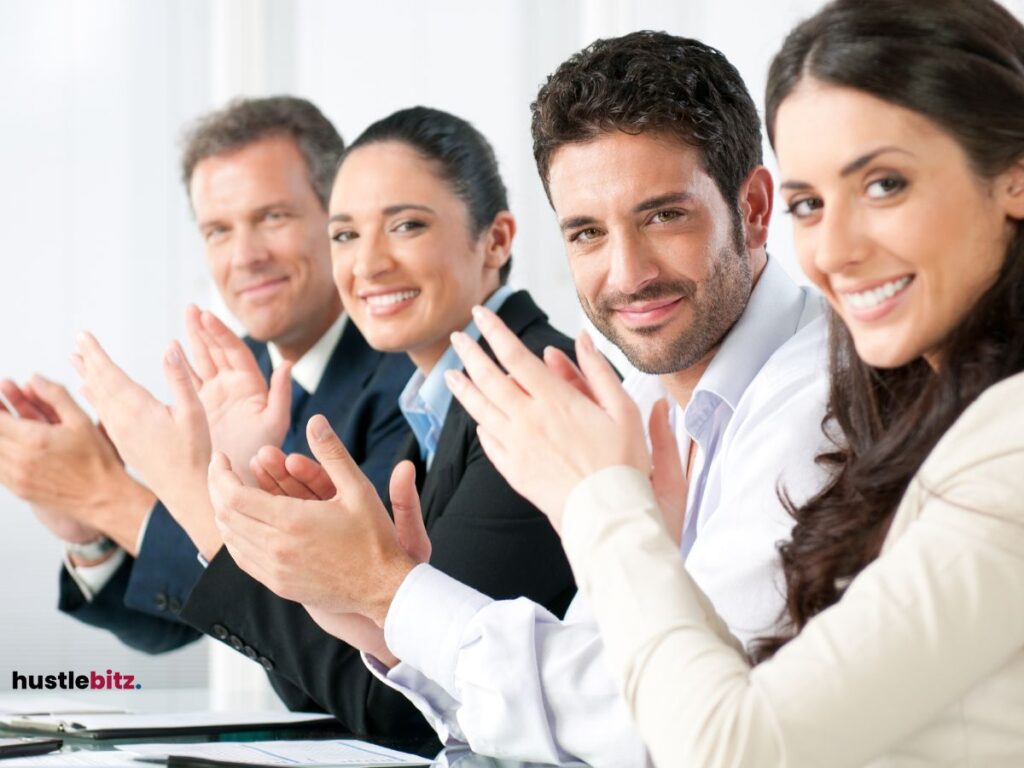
[67,311,347,598]
[365,258,832,767]
[563,371,1024,767]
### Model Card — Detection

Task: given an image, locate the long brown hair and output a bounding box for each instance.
[755,0,1024,659]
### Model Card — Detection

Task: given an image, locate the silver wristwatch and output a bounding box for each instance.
[65,535,118,561]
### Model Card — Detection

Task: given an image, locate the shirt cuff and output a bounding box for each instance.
[62,547,127,602]
[384,563,492,695]
[362,652,466,744]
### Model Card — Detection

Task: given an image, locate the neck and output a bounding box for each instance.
[274,302,343,363]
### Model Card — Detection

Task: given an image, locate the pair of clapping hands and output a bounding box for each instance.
[69,303,686,667]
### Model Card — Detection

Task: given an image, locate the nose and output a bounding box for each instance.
[350,229,396,281]
[230,226,270,268]
[606,231,659,296]
[814,202,868,276]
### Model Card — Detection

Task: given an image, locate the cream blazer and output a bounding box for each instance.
[562,372,1024,768]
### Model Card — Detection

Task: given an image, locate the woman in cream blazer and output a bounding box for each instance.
[444,0,1024,765]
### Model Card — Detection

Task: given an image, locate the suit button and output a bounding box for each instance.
[258,656,275,672]
[212,624,229,640]
[153,593,168,611]
[168,598,182,613]
[228,634,244,651]
[243,646,259,661]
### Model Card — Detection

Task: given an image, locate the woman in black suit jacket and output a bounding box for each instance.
[187,107,578,741]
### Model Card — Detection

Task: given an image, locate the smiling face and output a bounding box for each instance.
[190,134,342,359]
[328,141,511,372]
[548,131,764,375]
[774,80,1021,369]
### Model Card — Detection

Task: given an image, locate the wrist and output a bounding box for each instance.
[90,471,157,556]
[368,555,416,629]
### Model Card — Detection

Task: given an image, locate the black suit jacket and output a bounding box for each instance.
[57,320,414,650]
[178,290,578,741]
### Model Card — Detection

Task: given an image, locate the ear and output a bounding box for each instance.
[482,211,517,272]
[998,157,1024,220]
[736,166,774,250]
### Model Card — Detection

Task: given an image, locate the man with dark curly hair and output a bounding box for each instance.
[240,32,833,767]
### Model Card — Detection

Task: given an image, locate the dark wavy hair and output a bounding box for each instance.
[755,0,1024,660]
[530,30,763,219]
[342,106,512,284]
[181,96,343,209]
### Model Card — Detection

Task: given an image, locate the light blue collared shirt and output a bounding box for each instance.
[400,286,516,468]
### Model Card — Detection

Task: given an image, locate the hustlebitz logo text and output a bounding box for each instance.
[11,669,141,690]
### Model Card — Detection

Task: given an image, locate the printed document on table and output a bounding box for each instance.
[121,739,434,766]
[0,750,141,767]
[1,710,332,737]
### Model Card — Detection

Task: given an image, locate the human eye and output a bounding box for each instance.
[865,174,908,200]
[330,228,357,244]
[648,209,684,225]
[392,219,426,234]
[203,225,228,242]
[568,227,603,244]
[784,196,823,220]
[263,209,290,223]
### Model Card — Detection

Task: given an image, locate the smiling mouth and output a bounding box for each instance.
[612,296,686,327]
[364,289,420,308]
[840,276,914,311]
[237,276,289,297]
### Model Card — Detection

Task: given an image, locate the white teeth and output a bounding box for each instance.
[365,290,419,307]
[843,276,912,311]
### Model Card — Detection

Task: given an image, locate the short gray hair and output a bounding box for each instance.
[180,96,343,208]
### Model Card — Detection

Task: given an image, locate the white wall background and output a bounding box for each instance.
[2,0,1021,695]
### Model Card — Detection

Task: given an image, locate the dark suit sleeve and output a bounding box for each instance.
[58,554,202,654]
[178,550,432,740]
[123,502,206,619]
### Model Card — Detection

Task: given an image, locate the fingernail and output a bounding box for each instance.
[579,331,595,353]
[450,331,467,348]
[471,305,489,324]
[444,370,462,391]
[310,415,331,441]
[167,347,181,365]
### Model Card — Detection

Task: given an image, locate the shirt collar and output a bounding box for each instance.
[623,256,818,437]
[267,312,347,394]
[400,285,516,465]
[694,254,815,413]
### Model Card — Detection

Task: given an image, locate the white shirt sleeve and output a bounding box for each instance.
[62,547,127,602]
[368,563,649,768]
[561,378,1024,768]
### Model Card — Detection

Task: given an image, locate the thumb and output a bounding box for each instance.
[28,375,88,427]
[267,361,294,435]
[390,461,430,564]
[649,398,687,545]
[306,414,367,502]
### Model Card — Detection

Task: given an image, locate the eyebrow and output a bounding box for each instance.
[198,202,291,229]
[780,146,915,190]
[329,203,435,224]
[558,191,695,231]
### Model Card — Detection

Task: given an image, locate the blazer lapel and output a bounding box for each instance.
[300,319,381,430]
[417,291,547,526]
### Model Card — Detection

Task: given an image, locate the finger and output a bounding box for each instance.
[254,444,321,500]
[163,343,206,425]
[202,311,262,375]
[282,452,337,500]
[649,398,687,543]
[448,332,520,418]
[208,451,280,527]
[575,331,634,418]
[543,347,596,401]
[444,369,511,435]
[390,461,430,563]
[267,361,294,432]
[75,333,146,410]
[468,305,568,398]
[250,455,287,496]
[185,305,217,380]
[28,375,89,427]
[305,414,372,504]
[22,380,61,424]
[1,379,48,422]
[170,340,203,392]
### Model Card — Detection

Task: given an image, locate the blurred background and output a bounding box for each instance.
[3,0,1020,702]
